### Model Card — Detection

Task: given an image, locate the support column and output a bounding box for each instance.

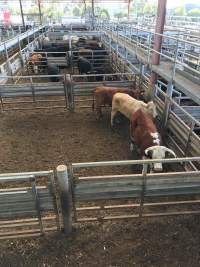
[128,0,131,21]
[38,0,42,25]
[19,0,25,29]
[91,0,95,29]
[56,165,72,235]
[148,0,167,99]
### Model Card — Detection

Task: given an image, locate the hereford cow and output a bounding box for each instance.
[93,87,143,120]
[111,93,157,126]
[130,109,176,172]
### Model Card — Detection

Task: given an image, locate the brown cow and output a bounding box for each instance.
[130,109,176,172]
[93,86,143,120]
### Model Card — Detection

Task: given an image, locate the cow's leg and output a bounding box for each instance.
[95,98,103,120]
[111,109,117,126]
[96,107,103,120]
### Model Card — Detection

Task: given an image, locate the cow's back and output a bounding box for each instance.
[112,93,146,120]
[95,87,134,106]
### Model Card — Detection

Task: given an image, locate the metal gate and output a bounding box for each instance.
[0,170,62,239]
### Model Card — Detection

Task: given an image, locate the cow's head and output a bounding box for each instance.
[145,145,176,172]
[146,101,158,118]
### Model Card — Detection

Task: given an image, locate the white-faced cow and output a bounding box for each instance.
[130,109,176,172]
[111,93,157,126]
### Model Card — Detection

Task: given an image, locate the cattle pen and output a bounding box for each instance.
[0,2,200,266]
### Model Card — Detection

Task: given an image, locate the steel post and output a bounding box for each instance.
[19,0,25,29]
[56,165,72,235]
[38,0,42,25]
[149,0,167,99]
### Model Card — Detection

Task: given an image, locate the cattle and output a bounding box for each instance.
[47,64,60,82]
[77,56,92,74]
[111,93,158,126]
[93,87,143,120]
[85,39,100,49]
[78,48,93,57]
[28,53,43,74]
[75,38,101,50]
[130,109,176,172]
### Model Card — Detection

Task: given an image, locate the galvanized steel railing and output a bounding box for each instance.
[96,21,200,83]
[61,157,200,227]
[0,25,46,53]
[0,170,61,239]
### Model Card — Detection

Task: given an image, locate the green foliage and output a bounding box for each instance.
[72,7,81,17]
[81,6,92,17]
[8,6,20,16]
[99,9,110,20]
[188,8,200,17]
[143,3,156,14]
[173,7,186,16]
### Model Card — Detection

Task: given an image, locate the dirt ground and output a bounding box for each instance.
[0,108,199,267]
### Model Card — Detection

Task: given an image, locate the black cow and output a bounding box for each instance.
[47,64,60,82]
[77,57,92,74]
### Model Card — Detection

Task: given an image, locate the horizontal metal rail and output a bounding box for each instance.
[72,157,200,168]
[0,25,46,52]
[0,169,61,239]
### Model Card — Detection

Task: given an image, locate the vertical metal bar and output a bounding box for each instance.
[91,0,95,29]
[127,0,131,21]
[139,163,148,219]
[38,0,42,25]
[30,77,36,103]
[31,177,44,234]
[4,43,12,76]
[184,121,195,156]
[147,33,152,65]
[69,36,72,70]
[19,0,25,29]
[67,163,77,223]
[0,94,4,112]
[171,39,179,83]
[150,0,167,90]
[56,165,72,235]
[63,74,68,108]
[18,37,24,68]
[162,94,172,129]
[49,171,62,231]
[91,50,94,70]
[139,63,144,91]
